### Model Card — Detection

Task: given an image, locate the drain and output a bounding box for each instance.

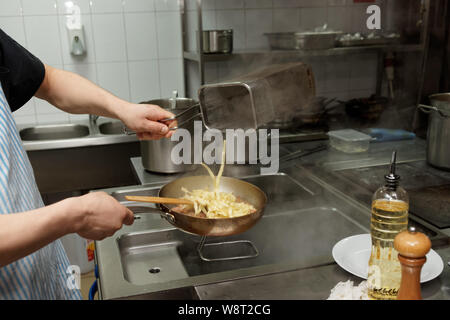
[149,267,161,274]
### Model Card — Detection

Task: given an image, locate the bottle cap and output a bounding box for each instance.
[385,150,400,187]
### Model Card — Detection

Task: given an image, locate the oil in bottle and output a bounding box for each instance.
[367,151,409,300]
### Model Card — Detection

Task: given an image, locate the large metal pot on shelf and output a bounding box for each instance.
[139,97,200,173]
[418,93,450,170]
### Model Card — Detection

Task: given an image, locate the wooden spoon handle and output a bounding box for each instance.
[125,195,193,205]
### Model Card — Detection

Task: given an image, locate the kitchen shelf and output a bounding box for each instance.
[181,0,431,117]
[183,44,423,63]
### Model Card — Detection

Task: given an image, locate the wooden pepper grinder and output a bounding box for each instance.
[394,226,431,300]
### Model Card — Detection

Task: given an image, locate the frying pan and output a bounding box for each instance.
[126,175,267,237]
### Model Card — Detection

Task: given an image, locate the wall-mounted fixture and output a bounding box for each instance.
[65,2,86,56]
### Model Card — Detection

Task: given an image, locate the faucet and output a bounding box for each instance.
[89,114,99,124]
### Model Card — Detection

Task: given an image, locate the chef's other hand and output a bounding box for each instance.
[71,192,134,240]
[120,103,177,140]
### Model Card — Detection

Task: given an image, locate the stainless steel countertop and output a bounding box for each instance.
[95,137,450,300]
[19,118,137,151]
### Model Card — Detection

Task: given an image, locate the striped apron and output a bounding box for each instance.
[0,83,82,300]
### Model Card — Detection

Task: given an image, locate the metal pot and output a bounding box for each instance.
[419,93,450,170]
[140,98,200,173]
[202,29,233,54]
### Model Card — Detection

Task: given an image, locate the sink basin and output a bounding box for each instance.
[115,173,367,286]
[99,121,124,135]
[20,124,90,141]
[117,206,365,285]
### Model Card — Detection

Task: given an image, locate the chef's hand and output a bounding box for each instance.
[119,103,177,140]
[71,192,134,240]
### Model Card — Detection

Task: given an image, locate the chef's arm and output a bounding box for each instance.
[34,64,175,140]
[0,192,133,267]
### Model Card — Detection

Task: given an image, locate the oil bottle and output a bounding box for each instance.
[367,150,409,300]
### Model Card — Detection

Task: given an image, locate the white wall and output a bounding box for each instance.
[0,0,185,126]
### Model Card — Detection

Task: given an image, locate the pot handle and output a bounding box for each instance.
[123,104,201,134]
[127,206,175,223]
[418,104,436,114]
[418,104,449,118]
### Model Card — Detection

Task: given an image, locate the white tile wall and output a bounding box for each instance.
[245,9,272,49]
[0,0,22,17]
[91,13,127,62]
[185,0,385,101]
[0,0,184,126]
[123,0,155,13]
[2,0,388,126]
[0,16,27,47]
[128,60,161,102]
[124,12,158,61]
[156,11,183,59]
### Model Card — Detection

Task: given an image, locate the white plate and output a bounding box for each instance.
[332,234,444,283]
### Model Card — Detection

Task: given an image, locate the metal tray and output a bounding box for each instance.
[264,31,341,50]
[337,36,401,47]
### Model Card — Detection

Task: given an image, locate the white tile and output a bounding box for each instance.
[13,99,35,117]
[90,0,123,13]
[0,17,27,47]
[327,6,351,32]
[64,63,98,83]
[22,0,57,15]
[124,12,158,60]
[351,5,368,33]
[325,56,350,93]
[24,15,63,65]
[273,0,302,8]
[154,0,180,11]
[185,60,200,98]
[91,14,127,62]
[299,7,327,31]
[123,0,155,12]
[215,0,244,9]
[216,10,245,50]
[35,98,61,114]
[298,0,327,7]
[246,9,272,49]
[37,113,70,124]
[59,14,96,64]
[57,0,91,15]
[156,11,182,59]
[0,0,22,16]
[14,115,37,126]
[202,0,216,10]
[185,0,215,10]
[349,53,377,91]
[96,62,131,101]
[158,58,184,98]
[244,0,272,9]
[128,60,161,103]
[307,58,327,93]
[204,62,219,84]
[185,10,197,52]
[273,8,300,32]
[184,0,196,10]
[69,114,89,123]
[328,0,348,6]
[202,10,216,30]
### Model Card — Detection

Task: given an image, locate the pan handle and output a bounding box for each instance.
[127,206,175,223]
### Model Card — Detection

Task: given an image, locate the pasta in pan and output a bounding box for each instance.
[177,142,256,219]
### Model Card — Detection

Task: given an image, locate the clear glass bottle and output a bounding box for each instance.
[367,151,409,300]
